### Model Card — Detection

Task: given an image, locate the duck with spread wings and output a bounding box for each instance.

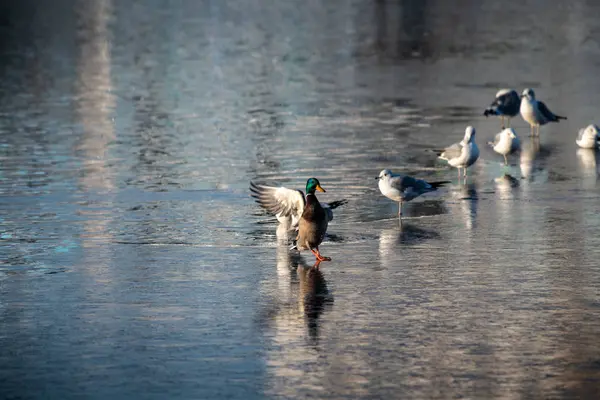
[250,178,346,262]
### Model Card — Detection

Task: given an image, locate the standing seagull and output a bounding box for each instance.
[488,128,520,165]
[520,88,567,136]
[576,124,600,149]
[436,126,480,178]
[376,169,449,218]
[250,178,345,262]
[483,89,521,129]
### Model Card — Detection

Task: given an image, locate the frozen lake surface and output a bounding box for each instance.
[1,0,600,398]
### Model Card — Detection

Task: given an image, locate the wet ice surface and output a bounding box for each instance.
[2,0,600,398]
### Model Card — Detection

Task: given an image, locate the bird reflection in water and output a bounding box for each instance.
[274,226,333,346]
[494,174,519,225]
[576,148,600,188]
[444,182,478,231]
[494,173,520,194]
[519,136,555,182]
[379,220,440,260]
[297,260,332,344]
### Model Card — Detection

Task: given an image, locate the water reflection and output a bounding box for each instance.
[519,136,554,182]
[576,148,599,188]
[493,174,520,230]
[74,0,115,191]
[373,0,430,60]
[446,182,478,231]
[379,221,440,257]
[271,228,333,346]
[403,199,446,219]
[297,261,332,344]
[494,173,520,196]
[266,240,333,395]
[74,0,116,291]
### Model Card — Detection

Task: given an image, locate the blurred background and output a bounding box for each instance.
[1,0,600,398]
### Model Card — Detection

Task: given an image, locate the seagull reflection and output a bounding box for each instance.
[494,174,520,195]
[519,136,553,182]
[520,136,539,179]
[576,148,600,188]
[379,220,440,262]
[494,174,519,226]
[446,182,478,230]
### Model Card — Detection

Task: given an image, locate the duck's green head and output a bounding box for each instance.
[306,177,325,194]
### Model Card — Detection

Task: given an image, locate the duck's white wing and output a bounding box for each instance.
[250,182,306,225]
[250,182,306,222]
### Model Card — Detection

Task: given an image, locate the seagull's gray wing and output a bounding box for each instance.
[250,182,305,220]
[537,101,566,122]
[438,142,463,161]
[488,132,503,148]
[389,175,432,193]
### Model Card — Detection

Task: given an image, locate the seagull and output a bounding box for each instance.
[483,89,521,129]
[250,178,347,261]
[520,88,567,136]
[576,124,600,149]
[435,126,480,178]
[376,169,449,218]
[488,128,521,165]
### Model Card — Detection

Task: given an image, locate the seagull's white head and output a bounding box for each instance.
[377,169,393,181]
[504,128,517,139]
[463,126,476,143]
[521,88,535,100]
[586,124,600,136]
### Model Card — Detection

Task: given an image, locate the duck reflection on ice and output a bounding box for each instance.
[297,260,332,344]
[274,226,333,345]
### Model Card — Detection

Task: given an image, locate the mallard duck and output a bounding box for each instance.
[520,88,567,136]
[488,128,520,165]
[483,89,521,129]
[376,169,449,218]
[250,178,346,261]
[435,126,480,178]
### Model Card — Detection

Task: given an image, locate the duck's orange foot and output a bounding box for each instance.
[311,248,332,262]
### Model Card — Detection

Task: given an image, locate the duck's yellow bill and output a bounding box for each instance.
[316,184,326,192]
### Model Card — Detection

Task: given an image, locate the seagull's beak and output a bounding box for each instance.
[375,176,380,180]
[316,184,326,192]
[520,94,525,98]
